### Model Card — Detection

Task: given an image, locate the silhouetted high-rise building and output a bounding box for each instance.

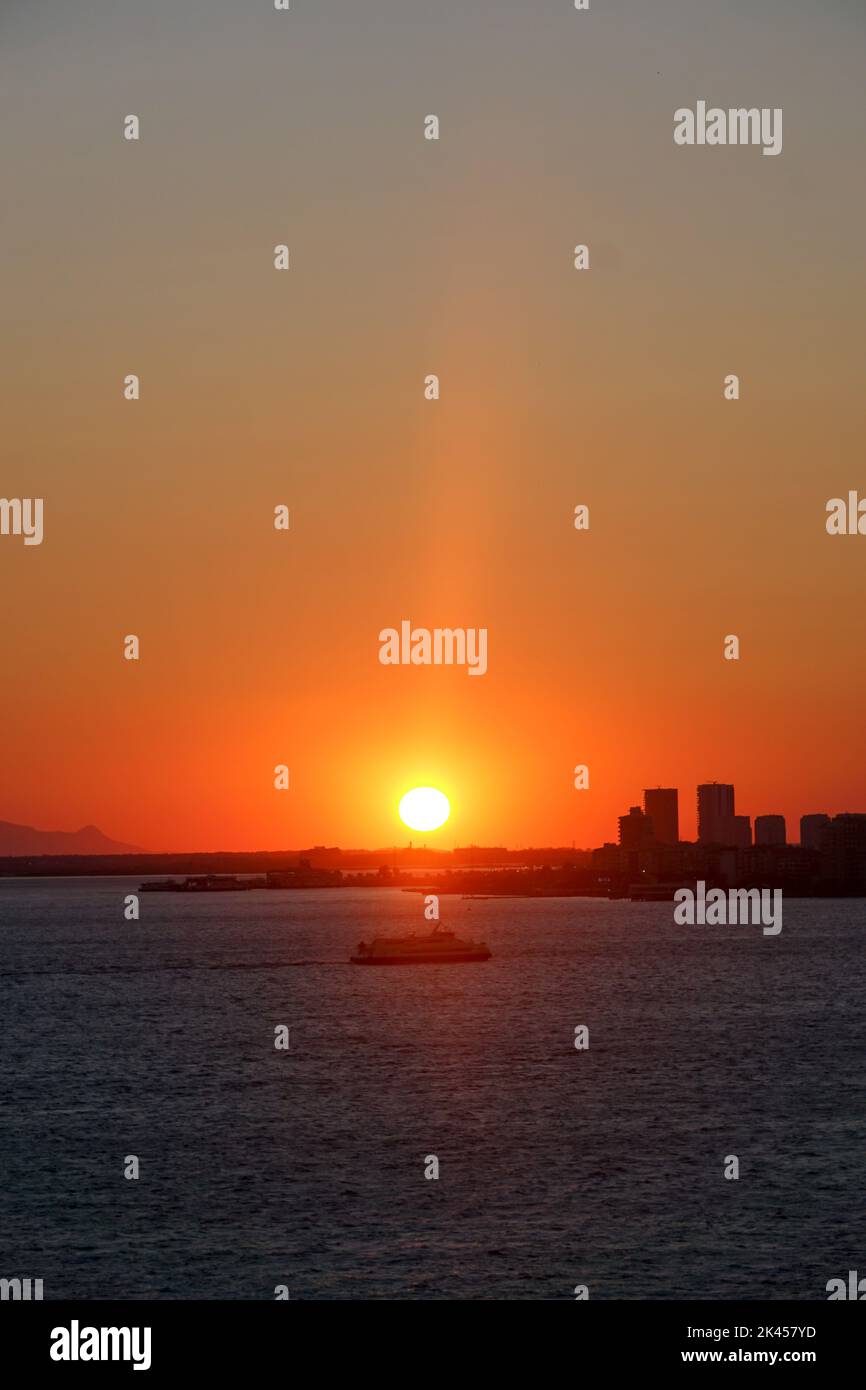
[800,813,830,850]
[697,783,735,845]
[755,815,786,847]
[733,815,752,849]
[644,787,679,844]
[820,814,866,891]
[619,806,654,850]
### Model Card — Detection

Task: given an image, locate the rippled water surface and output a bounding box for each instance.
[0,879,863,1300]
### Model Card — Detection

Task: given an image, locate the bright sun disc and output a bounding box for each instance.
[399,787,450,832]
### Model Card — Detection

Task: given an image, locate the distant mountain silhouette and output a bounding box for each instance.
[0,820,142,856]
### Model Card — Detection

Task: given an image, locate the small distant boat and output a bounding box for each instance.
[350,924,491,965]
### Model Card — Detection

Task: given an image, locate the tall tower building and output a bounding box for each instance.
[697,783,735,845]
[643,787,679,844]
[755,815,786,847]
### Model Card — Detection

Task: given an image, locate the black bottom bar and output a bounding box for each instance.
[2,1299,861,1376]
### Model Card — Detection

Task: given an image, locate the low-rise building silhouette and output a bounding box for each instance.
[619,806,655,850]
[755,815,786,847]
[732,814,752,849]
[800,813,830,851]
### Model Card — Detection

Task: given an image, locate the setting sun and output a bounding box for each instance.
[398,787,451,833]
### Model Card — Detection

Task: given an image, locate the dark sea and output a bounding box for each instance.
[0,879,863,1301]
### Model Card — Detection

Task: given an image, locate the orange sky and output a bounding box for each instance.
[2,0,864,851]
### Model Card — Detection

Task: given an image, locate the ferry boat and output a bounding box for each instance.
[350,924,491,965]
[139,875,257,893]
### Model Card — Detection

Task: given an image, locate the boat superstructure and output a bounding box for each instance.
[350,923,491,965]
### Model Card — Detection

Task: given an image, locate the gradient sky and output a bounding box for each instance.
[2,0,864,851]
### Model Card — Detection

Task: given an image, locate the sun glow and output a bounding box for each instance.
[398,786,450,833]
